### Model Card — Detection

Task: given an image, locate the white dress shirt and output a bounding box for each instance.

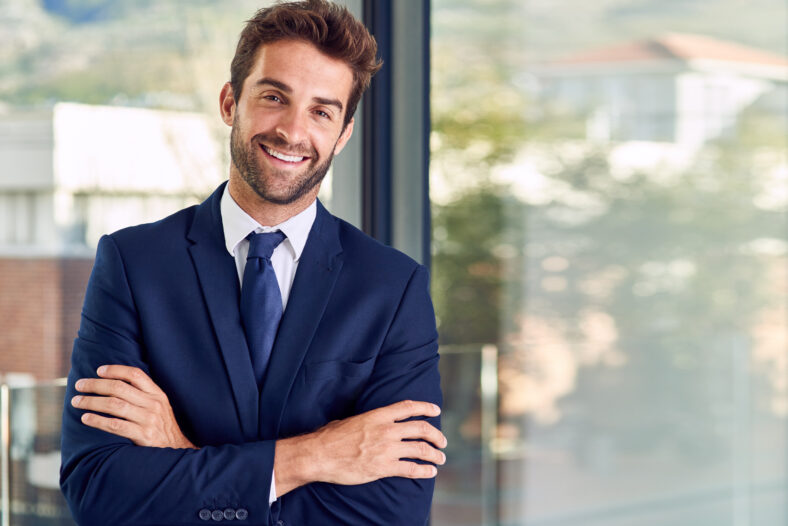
[219,184,316,504]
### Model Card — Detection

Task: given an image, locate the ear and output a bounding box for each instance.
[219,82,236,126]
[333,118,355,156]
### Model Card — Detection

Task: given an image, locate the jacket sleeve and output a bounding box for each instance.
[60,235,276,526]
[281,263,442,526]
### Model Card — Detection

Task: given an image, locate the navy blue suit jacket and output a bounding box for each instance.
[60,182,442,526]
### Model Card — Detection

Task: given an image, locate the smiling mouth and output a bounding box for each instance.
[260,144,308,163]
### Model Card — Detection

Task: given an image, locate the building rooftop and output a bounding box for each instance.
[560,33,788,67]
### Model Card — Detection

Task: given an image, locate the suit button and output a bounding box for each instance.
[212,509,224,521]
[235,508,248,520]
[199,509,212,520]
[223,508,236,520]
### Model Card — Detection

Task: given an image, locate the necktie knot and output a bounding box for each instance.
[247,231,287,260]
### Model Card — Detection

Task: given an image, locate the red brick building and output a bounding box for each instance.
[0,257,93,380]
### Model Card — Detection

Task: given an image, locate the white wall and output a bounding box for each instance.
[0,103,227,255]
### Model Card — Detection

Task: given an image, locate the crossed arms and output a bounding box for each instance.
[70,365,445,491]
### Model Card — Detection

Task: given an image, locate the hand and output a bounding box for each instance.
[71,365,197,450]
[274,400,446,496]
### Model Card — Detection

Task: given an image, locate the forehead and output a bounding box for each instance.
[245,39,354,103]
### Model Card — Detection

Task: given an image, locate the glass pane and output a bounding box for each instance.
[433,345,499,526]
[430,1,788,525]
[6,382,75,525]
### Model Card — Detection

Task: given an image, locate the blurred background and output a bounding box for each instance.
[0,0,786,525]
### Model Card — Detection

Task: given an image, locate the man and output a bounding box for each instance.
[59,1,445,525]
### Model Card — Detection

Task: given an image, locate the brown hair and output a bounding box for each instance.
[230,0,382,128]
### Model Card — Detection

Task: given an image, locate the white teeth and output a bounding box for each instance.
[263,145,305,163]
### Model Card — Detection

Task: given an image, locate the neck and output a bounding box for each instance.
[227,172,318,227]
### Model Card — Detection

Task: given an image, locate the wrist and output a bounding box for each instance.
[274,433,317,497]
[171,429,198,449]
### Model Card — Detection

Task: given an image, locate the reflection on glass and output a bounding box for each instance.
[431,0,787,525]
[2,382,74,525]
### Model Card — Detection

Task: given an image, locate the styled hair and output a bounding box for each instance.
[230,0,382,128]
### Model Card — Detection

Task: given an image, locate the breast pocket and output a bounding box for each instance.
[304,356,376,382]
[301,356,377,422]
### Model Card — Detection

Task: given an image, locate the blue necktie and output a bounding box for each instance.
[240,231,287,389]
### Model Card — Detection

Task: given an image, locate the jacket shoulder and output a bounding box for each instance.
[107,204,198,251]
[333,216,423,277]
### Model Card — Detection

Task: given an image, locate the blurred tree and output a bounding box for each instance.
[432,128,785,456]
[431,1,786,460]
[431,184,526,345]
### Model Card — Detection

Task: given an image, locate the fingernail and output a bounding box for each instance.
[432,404,441,413]
[431,466,438,477]
[71,396,82,406]
[97,366,107,375]
[440,452,447,464]
[75,380,85,390]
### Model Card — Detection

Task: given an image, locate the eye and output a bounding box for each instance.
[263,94,283,103]
[314,109,331,119]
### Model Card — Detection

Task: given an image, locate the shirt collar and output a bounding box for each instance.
[220,183,316,262]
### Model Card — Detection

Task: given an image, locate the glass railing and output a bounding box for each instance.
[0,379,74,526]
[4,347,787,526]
[432,344,500,526]
[431,343,788,526]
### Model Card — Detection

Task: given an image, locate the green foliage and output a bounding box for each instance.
[431,185,526,345]
[0,2,252,111]
[431,134,785,457]
[430,0,785,451]
[7,45,204,107]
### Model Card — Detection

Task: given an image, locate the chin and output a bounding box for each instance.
[255,186,302,206]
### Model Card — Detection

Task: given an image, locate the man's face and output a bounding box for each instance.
[223,39,355,205]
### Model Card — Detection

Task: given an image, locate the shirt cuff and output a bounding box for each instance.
[269,470,277,505]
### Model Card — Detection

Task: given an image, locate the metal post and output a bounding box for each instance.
[480,344,498,526]
[361,0,392,245]
[731,333,751,526]
[1,382,10,526]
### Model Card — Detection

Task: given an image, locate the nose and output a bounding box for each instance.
[275,107,308,145]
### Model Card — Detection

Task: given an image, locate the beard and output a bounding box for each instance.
[230,115,335,206]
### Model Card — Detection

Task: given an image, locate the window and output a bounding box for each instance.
[430,1,788,524]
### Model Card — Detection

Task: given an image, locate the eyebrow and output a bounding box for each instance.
[314,96,344,113]
[255,77,344,113]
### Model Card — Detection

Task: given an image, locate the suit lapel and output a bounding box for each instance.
[258,200,344,439]
[187,182,259,440]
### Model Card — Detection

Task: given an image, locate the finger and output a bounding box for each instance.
[72,395,149,425]
[80,412,144,444]
[75,378,149,407]
[96,365,165,397]
[398,441,446,466]
[376,400,441,423]
[396,420,448,448]
[390,460,438,479]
